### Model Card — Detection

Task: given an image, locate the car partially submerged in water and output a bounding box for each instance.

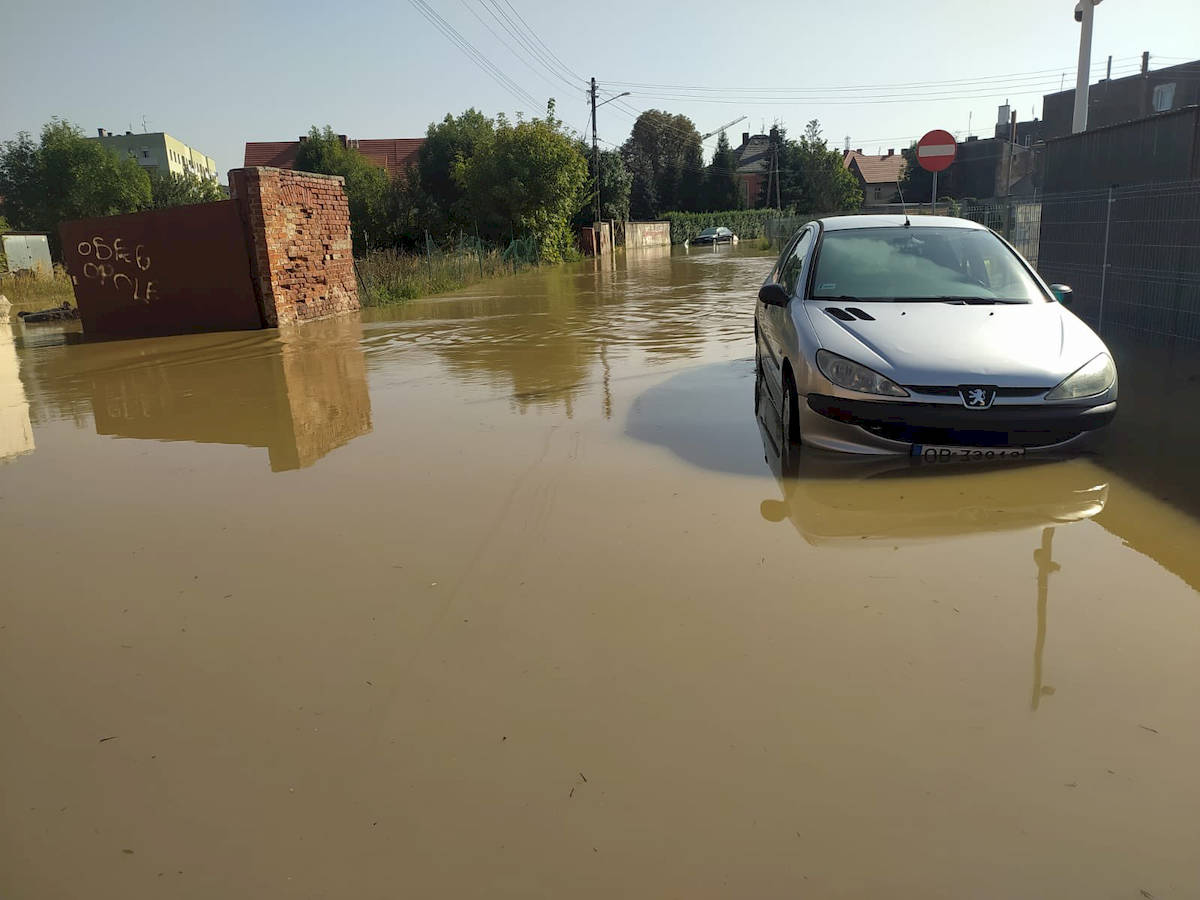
[754,215,1117,457]
[692,226,736,245]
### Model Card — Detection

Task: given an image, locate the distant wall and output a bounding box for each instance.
[229,167,359,327]
[1,234,52,274]
[625,221,670,249]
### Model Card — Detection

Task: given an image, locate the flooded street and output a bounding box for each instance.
[3,245,1200,899]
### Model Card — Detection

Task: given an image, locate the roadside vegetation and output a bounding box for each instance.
[356,236,539,306]
[1,267,76,319]
[0,108,864,309]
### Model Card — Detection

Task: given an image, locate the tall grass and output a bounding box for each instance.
[1,266,77,320]
[355,241,538,307]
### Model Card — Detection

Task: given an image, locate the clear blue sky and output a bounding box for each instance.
[2,0,1198,176]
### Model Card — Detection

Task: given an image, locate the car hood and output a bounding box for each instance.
[803,301,1105,387]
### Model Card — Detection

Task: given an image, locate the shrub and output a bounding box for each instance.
[658,209,792,245]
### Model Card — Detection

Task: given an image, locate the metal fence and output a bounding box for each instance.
[960,180,1200,342]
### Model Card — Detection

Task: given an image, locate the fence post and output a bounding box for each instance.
[1098,187,1113,333]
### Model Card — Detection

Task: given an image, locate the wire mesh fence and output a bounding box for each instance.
[959,181,1200,342]
[354,230,542,306]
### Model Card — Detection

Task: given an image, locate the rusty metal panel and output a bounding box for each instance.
[60,201,263,338]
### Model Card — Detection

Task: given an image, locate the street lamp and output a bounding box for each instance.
[1072,0,1103,133]
[596,91,631,109]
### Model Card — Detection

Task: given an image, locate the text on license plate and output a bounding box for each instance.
[912,445,1027,461]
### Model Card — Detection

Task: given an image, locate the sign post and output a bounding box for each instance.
[916,129,956,214]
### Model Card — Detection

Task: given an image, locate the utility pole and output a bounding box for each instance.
[590,77,600,224]
[775,145,782,209]
[1072,0,1103,134]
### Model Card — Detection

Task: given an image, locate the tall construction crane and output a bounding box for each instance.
[700,116,747,142]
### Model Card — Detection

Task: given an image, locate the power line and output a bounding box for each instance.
[407,0,540,108]
[601,57,1142,95]
[455,0,569,95]
[611,67,1149,107]
[477,0,583,92]
[496,0,587,82]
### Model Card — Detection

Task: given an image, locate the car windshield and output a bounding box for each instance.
[809,226,1047,303]
[698,228,719,237]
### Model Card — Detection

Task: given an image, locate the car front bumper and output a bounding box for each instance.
[802,393,1117,454]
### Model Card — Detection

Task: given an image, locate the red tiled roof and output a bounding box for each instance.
[242,137,425,177]
[243,141,301,169]
[353,139,424,176]
[843,150,906,184]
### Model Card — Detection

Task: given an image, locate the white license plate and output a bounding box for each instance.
[912,445,1027,461]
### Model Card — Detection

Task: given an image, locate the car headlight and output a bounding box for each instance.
[1046,353,1116,401]
[816,350,909,397]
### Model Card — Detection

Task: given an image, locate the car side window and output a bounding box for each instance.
[769,234,800,284]
[780,228,814,296]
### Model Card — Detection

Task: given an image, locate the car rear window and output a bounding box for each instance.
[810,227,1047,303]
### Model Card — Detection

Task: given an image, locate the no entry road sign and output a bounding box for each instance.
[916,130,957,173]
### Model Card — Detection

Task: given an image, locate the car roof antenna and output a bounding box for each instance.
[896,179,911,227]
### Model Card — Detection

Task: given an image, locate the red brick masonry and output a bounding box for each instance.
[229,167,359,327]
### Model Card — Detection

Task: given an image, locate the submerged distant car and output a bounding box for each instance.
[692,226,736,245]
[754,215,1118,457]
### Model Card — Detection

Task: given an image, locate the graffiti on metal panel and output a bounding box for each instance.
[75,236,157,303]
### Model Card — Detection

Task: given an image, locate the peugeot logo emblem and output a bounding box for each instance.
[960,386,997,409]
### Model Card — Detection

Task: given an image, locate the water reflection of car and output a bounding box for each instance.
[755,376,1108,544]
[754,215,1118,457]
[692,226,736,245]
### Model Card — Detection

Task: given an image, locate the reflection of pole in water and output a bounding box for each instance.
[1031,526,1060,711]
[600,341,611,420]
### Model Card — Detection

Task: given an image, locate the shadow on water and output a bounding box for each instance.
[1094,330,1200,519]
[10,316,372,471]
[627,353,1200,592]
[627,357,1111,541]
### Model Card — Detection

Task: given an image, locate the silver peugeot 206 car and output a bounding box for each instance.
[755,215,1117,458]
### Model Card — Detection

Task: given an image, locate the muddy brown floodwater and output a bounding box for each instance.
[2,244,1200,899]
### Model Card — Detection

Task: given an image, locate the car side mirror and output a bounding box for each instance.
[758,283,790,307]
[1050,284,1073,306]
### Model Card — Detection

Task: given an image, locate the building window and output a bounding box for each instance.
[874,187,882,200]
[1153,83,1176,112]
[142,149,149,158]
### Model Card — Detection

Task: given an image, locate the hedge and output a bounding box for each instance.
[658,209,791,245]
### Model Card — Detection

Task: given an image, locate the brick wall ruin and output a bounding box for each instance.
[228,167,359,327]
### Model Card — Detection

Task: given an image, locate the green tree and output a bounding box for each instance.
[0,119,151,253]
[294,126,391,255]
[148,170,226,208]
[620,110,704,217]
[703,130,741,210]
[898,143,933,204]
[455,102,588,262]
[776,121,863,213]
[597,149,632,221]
[415,109,495,234]
[574,143,632,225]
